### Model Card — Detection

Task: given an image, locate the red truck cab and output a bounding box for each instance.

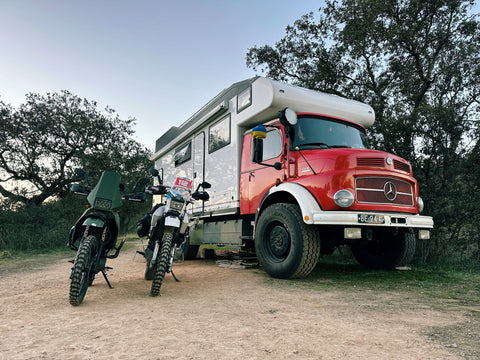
[239,109,432,278]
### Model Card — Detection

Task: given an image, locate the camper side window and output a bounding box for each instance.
[259,129,282,161]
[209,114,231,153]
[174,142,191,166]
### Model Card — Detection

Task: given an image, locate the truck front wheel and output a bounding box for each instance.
[350,228,416,269]
[255,203,321,279]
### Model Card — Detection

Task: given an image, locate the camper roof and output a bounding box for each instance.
[154,77,259,154]
[153,77,375,160]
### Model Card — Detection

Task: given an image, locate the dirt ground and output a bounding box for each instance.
[0,245,479,360]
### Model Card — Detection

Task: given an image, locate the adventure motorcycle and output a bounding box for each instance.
[67,169,148,306]
[137,168,210,296]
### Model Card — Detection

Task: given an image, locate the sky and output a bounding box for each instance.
[0,0,325,151]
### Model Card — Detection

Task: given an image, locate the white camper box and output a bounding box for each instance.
[152,76,374,220]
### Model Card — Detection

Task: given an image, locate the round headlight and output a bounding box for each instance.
[334,189,354,208]
[417,196,424,213]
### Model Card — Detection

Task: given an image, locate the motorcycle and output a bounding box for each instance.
[138,168,210,296]
[67,169,149,306]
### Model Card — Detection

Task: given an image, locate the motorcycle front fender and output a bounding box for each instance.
[83,217,105,228]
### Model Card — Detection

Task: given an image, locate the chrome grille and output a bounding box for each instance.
[355,177,413,206]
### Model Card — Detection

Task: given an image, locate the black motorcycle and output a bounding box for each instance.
[67,169,148,306]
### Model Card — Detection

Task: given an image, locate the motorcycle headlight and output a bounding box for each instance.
[418,196,424,213]
[94,197,112,210]
[170,200,184,211]
[334,190,354,208]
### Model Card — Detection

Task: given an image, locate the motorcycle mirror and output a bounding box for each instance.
[74,168,91,186]
[149,168,159,177]
[192,191,210,201]
[74,168,86,177]
[201,181,211,189]
[132,177,150,192]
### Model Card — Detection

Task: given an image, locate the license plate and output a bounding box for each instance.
[358,214,385,224]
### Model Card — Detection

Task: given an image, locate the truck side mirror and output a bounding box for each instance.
[251,124,282,171]
[252,137,263,163]
[251,124,267,164]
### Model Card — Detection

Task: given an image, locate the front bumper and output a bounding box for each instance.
[308,211,433,228]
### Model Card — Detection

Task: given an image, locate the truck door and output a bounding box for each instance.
[240,128,284,214]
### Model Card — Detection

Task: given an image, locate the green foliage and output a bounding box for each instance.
[0,90,152,206]
[246,0,480,263]
[0,192,151,252]
[0,90,154,251]
[0,200,75,251]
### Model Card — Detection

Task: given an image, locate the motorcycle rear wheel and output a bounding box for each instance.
[150,229,173,296]
[69,235,98,306]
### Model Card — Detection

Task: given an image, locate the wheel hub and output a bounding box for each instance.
[268,225,290,258]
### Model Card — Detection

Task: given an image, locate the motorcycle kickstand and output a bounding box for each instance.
[171,269,180,282]
[101,268,113,289]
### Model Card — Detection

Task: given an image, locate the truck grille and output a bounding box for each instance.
[355,177,414,206]
[357,157,384,167]
[356,157,411,174]
[394,159,411,173]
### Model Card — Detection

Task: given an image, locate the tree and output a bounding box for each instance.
[0,90,152,206]
[246,0,480,262]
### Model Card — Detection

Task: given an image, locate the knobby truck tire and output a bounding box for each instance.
[183,231,199,260]
[69,235,98,306]
[255,203,321,279]
[150,230,173,296]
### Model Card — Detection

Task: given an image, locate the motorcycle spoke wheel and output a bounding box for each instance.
[150,230,173,297]
[69,235,97,306]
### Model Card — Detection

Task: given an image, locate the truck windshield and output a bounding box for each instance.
[292,116,370,150]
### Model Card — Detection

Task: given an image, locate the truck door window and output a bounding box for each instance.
[254,129,282,161]
[174,141,191,166]
[209,114,231,153]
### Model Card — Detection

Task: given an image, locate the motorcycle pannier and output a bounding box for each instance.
[136,214,151,237]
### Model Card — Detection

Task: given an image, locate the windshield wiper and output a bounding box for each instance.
[294,146,317,175]
[330,145,352,148]
[296,142,331,149]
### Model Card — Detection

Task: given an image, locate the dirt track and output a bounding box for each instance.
[0,246,478,359]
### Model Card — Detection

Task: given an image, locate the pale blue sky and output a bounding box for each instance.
[0,1,325,150]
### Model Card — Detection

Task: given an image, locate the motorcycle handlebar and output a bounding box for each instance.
[122,192,147,202]
[145,185,169,195]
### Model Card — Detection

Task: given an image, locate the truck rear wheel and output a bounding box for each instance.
[255,203,321,279]
[350,228,416,269]
[183,229,199,260]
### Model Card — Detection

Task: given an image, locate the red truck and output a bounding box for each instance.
[152,77,433,278]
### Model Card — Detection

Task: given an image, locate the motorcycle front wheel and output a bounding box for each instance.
[69,235,98,306]
[150,229,173,296]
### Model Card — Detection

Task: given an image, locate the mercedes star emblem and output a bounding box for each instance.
[383,181,397,201]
